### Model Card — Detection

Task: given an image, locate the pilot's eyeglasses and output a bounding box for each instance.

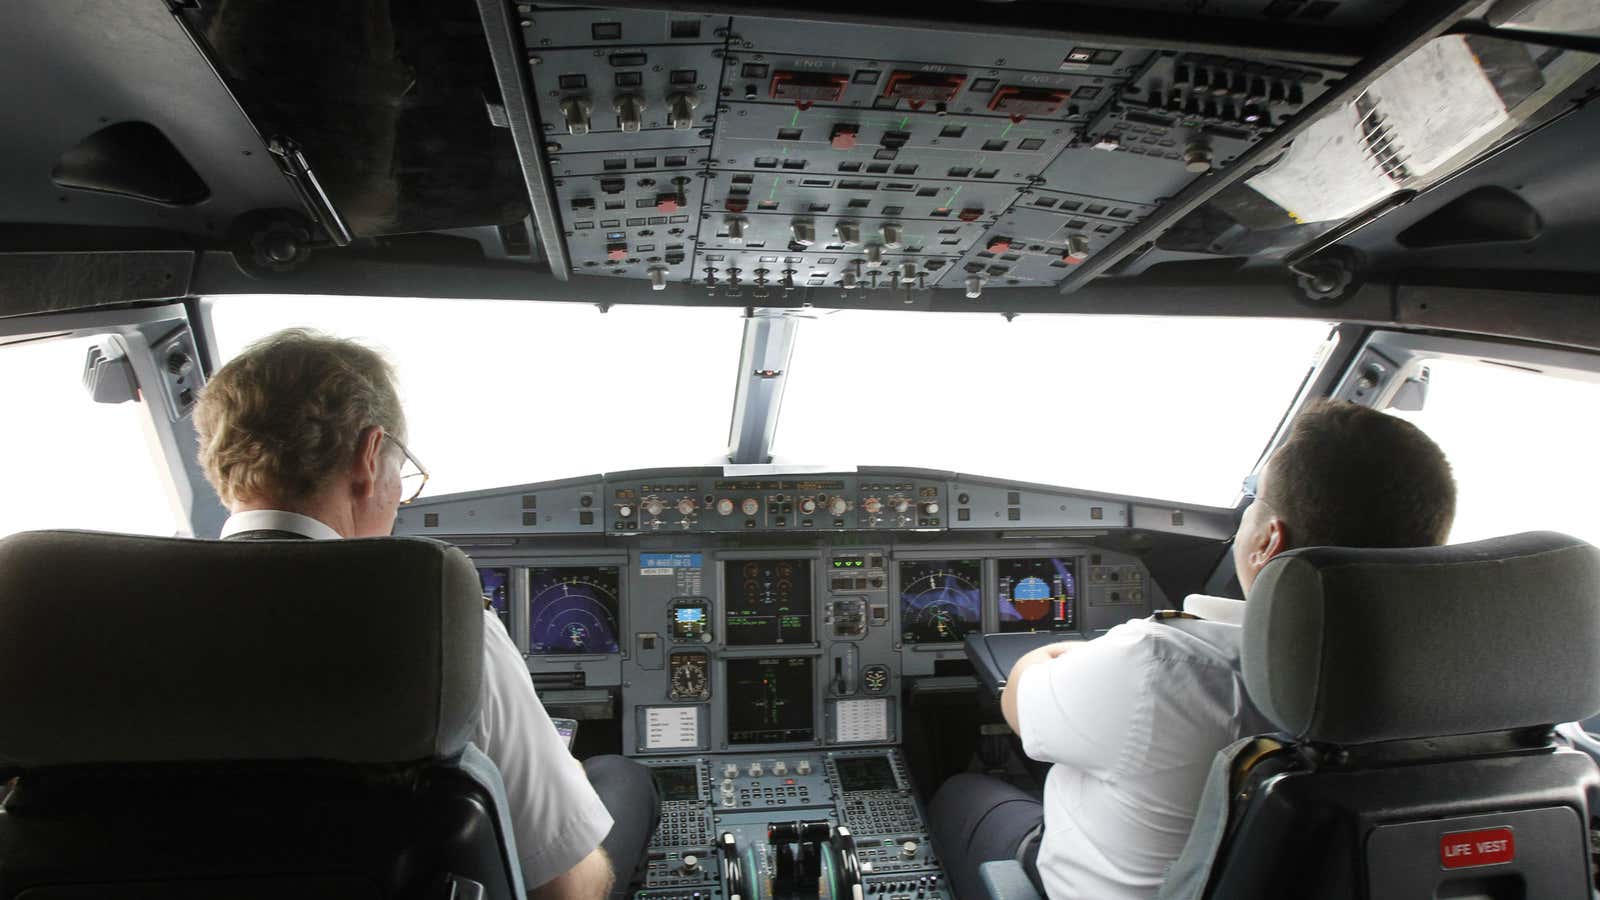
[385,433,431,505]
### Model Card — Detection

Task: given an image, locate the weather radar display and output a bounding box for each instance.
[528,566,621,653]
[899,559,982,644]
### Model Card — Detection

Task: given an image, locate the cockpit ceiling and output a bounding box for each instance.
[0,0,1597,320]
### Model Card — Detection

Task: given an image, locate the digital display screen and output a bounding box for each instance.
[723,559,813,646]
[528,565,621,653]
[727,656,816,745]
[998,557,1078,633]
[651,765,703,802]
[899,559,982,644]
[671,599,710,641]
[835,755,897,792]
[478,567,511,632]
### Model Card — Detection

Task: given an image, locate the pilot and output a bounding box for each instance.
[929,401,1457,900]
[194,328,659,900]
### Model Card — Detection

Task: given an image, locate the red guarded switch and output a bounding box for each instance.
[882,71,967,110]
[988,86,1071,123]
[958,208,984,223]
[725,196,749,213]
[986,237,1013,254]
[771,71,849,110]
[655,193,682,213]
[830,123,859,150]
[606,243,628,261]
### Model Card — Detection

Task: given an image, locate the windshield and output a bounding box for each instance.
[210,297,1330,506]
[774,312,1333,507]
[209,296,746,496]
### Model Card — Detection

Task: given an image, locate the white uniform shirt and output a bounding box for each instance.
[1016,596,1270,900]
[219,511,614,887]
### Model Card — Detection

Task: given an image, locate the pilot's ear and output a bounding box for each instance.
[1256,516,1290,567]
[350,426,385,498]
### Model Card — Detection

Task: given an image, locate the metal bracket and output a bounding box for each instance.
[726,308,801,464]
[266,137,353,247]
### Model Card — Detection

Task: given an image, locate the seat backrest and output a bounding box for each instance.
[1162,531,1600,900]
[0,529,525,900]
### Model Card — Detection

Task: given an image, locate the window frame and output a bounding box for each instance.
[0,302,224,537]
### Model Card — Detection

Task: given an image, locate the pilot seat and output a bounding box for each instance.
[0,530,527,900]
[981,531,1600,900]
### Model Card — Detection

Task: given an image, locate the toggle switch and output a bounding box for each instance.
[614,95,644,133]
[667,92,699,130]
[965,275,983,299]
[560,97,593,135]
[1064,234,1091,263]
[726,216,749,241]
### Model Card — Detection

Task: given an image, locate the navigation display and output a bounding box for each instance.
[899,559,982,644]
[723,559,813,645]
[835,755,898,792]
[528,565,621,653]
[727,656,816,745]
[651,765,702,802]
[478,567,511,632]
[998,558,1078,633]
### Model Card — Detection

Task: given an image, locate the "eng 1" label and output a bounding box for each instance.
[1439,827,1515,869]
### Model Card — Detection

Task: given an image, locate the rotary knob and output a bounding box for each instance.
[741,497,760,517]
[791,220,816,247]
[862,497,883,515]
[798,497,818,515]
[834,221,861,246]
[922,502,940,515]
[716,498,735,516]
[796,759,812,775]
[643,498,666,517]
[681,854,700,874]
[614,95,645,133]
[890,497,911,514]
[828,497,849,517]
[618,505,634,518]
[880,223,903,249]
[676,498,697,516]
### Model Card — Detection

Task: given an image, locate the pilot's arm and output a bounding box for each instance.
[476,610,617,899]
[1000,630,1148,774]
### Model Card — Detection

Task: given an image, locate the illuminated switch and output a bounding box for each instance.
[725,196,749,213]
[655,194,682,213]
[985,237,1013,254]
[606,243,628,261]
[958,208,984,222]
[830,123,860,150]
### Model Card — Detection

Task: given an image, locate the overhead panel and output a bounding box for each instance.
[512,4,1341,294]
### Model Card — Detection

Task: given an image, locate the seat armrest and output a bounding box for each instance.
[979,860,1043,900]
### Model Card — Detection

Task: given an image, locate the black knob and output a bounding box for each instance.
[166,352,192,376]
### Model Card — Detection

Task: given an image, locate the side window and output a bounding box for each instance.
[1384,356,1600,547]
[0,335,181,538]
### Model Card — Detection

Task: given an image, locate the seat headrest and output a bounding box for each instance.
[1243,532,1600,745]
[0,530,484,769]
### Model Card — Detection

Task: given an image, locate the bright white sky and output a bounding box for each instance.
[5,302,1600,548]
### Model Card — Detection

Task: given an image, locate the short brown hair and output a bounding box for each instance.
[1265,400,1456,548]
[196,328,405,507]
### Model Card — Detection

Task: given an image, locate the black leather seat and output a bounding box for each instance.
[981,532,1600,900]
[0,530,525,900]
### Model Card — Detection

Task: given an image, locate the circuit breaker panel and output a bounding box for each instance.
[515,6,1337,295]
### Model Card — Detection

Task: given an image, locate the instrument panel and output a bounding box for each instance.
[416,468,1190,756]
[465,537,1157,757]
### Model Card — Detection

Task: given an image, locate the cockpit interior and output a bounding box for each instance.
[4,0,1600,898]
